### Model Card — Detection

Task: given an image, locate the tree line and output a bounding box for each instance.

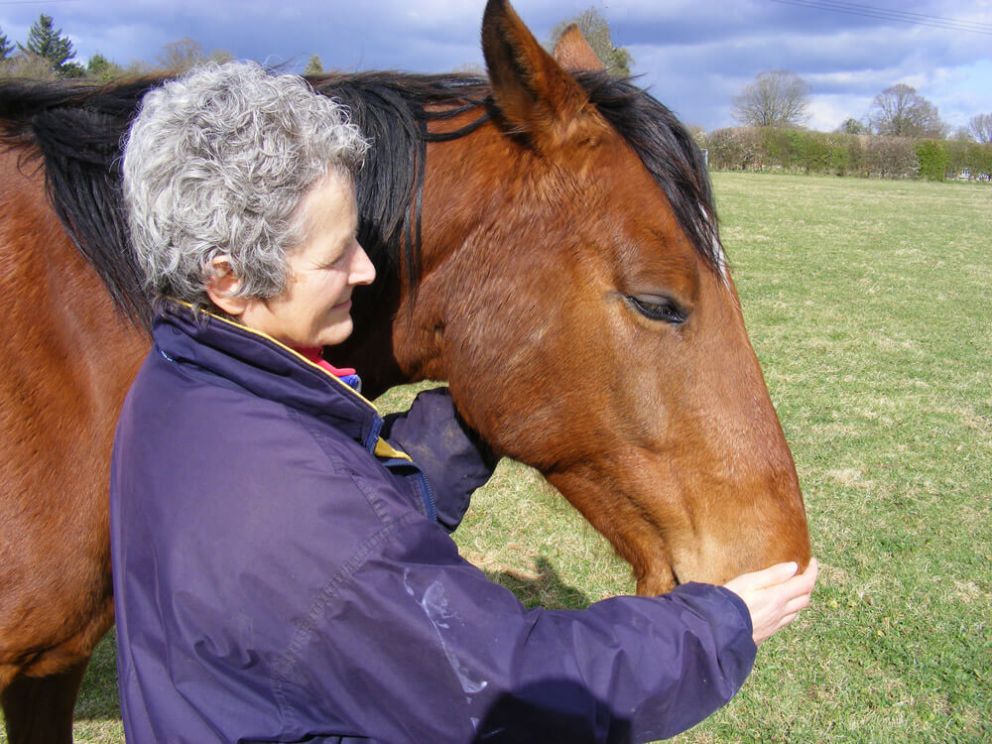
[722,69,992,180]
[703,126,992,181]
[0,14,232,81]
[732,69,991,144]
[1,7,632,83]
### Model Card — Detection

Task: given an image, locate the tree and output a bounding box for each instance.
[968,113,992,144]
[157,38,231,72]
[19,14,76,74]
[732,70,809,128]
[916,139,948,181]
[60,61,86,78]
[158,38,205,72]
[304,54,324,76]
[868,84,945,138]
[951,126,972,142]
[0,27,14,62]
[837,117,867,135]
[549,7,632,77]
[87,53,124,81]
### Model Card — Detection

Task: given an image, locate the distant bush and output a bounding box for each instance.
[708,127,865,176]
[864,135,918,178]
[704,127,992,182]
[0,51,58,80]
[707,128,763,171]
[944,139,992,181]
[916,140,948,181]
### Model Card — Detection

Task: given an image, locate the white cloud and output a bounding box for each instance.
[806,94,872,132]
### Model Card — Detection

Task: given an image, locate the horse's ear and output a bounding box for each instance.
[482,0,594,150]
[553,24,606,73]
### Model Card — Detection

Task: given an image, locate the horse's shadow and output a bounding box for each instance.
[76,557,590,722]
[484,556,592,610]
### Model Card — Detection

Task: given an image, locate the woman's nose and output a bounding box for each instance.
[351,243,376,286]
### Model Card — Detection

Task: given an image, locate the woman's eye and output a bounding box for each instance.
[626,295,687,325]
[319,253,346,270]
[322,239,358,269]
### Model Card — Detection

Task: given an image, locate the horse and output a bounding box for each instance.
[0,1,811,740]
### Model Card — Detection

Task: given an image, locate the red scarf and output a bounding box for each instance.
[295,347,356,378]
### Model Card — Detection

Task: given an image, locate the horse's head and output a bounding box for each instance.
[395,0,810,594]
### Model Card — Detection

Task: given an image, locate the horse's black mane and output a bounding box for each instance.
[0,70,719,329]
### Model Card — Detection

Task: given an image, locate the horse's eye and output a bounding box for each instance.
[626,295,687,325]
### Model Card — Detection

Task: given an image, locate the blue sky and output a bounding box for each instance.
[1,0,989,133]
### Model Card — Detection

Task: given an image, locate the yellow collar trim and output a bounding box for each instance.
[172,300,379,410]
[374,438,412,461]
[170,301,411,462]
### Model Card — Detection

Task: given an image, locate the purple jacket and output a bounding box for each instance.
[110,304,756,743]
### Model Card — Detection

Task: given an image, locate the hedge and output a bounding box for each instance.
[704,127,992,181]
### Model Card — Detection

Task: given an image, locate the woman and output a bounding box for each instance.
[112,61,817,743]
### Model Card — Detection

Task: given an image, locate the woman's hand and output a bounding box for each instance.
[724,558,818,646]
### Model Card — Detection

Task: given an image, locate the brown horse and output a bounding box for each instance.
[0,1,810,740]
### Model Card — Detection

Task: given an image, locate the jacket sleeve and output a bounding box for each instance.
[381,387,499,532]
[290,515,757,743]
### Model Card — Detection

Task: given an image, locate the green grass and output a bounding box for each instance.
[691,174,991,743]
[5,174,989,742]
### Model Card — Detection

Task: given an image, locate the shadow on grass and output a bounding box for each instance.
[75,632,121,721]
[485,556,591,610]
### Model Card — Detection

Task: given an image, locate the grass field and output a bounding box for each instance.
[5,173,989,743]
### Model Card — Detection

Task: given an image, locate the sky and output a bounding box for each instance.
[1,0,989,133]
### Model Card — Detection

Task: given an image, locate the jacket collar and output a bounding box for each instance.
[152,302,383,451]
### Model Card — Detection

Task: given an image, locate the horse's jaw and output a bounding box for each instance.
[540,446,810,597]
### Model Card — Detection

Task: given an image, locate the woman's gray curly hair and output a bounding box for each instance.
[122,60,369,305]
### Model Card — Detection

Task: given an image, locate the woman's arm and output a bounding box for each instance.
[381,387,499,531]
[289,515,757,743]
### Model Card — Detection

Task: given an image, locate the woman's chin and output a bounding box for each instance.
[317,320,354,348]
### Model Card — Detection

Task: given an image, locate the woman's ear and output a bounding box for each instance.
[205,255,250,317]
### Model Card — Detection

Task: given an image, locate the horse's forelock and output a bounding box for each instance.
[574,73,724,275]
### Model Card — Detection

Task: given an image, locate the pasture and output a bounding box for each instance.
[4,172,989,743]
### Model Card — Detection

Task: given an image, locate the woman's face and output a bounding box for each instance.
[239,172,376,349]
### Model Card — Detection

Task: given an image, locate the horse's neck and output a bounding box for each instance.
[333,86,501,398]
[385,119,516,388]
